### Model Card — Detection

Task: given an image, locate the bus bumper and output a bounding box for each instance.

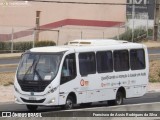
[14,91,59,106]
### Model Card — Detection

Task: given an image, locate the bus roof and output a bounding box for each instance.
[29,39,146,53]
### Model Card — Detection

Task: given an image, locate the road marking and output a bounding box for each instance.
[64,102,160,112]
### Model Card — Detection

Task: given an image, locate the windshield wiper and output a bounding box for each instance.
[34,59,43,81]
[23,57,39,80]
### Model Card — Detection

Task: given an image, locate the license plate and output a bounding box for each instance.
[29,97,36,100]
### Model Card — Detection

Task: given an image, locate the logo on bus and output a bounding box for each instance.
[80,79,89,86]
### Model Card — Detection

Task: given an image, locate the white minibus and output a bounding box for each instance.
[14,39,149,111]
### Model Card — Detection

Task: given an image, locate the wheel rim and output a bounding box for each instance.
[66,99,73,109]
[116,93,122,105]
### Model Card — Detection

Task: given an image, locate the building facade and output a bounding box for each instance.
[0,0,126,45]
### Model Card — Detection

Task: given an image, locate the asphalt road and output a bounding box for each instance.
[0,92,160,112]
[148,48,160,54]
[0,48,159,72]
[0,58,20,65]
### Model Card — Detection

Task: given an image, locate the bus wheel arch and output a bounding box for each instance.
[117,87,126,98]
[64,92,77,109]
[115,87,126,105]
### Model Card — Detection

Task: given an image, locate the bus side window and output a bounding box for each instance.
[96,51,113,73]
[60,53,77,85]
[130,49,145,70]
[114,50,129,72]
[79,52,96,76]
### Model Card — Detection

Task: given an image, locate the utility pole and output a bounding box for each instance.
[132,0,135,42]
[153,0,160,41]
[34,11,41,42]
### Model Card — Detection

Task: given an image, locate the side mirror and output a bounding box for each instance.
[21,53,24,58]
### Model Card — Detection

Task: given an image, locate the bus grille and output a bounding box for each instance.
[18,81,49,92]
[20,84,47,92]
[21,98,45,103]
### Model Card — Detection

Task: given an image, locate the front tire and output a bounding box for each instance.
[26,105,38,111]
[64,96,74,110]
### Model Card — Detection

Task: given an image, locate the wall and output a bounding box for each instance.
[0,0,126,44]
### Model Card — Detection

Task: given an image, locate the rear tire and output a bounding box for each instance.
[115,91,123,105]
[108,91,124,106]
[26,105,38,111]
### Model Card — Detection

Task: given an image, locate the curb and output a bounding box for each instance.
[147,46,160,49]
[0,56,20,59]
[0,64,18,68]
[0,101,14,105]
[149,54,160,56]
[147,89,160,93]
[0,53,21,59]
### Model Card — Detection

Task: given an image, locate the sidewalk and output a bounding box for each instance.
[147,83,160,93]
[142,41,160,49]
[0,83,159,103]
[0,53,21,59]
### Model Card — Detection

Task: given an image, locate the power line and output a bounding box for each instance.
[16,0,156,6]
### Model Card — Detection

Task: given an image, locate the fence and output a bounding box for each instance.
[0,22,154,53]
[0,25,126,52]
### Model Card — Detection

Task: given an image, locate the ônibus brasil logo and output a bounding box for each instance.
[0,0,29,7]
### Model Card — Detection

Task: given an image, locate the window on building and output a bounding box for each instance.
[96,51,113,73]
[79,52,96,76]
[130,49,145,70]
[114,50,129,72]
[60,53,77,84]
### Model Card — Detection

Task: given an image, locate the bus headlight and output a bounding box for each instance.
[49,97,56,103]
[51,98,55,103]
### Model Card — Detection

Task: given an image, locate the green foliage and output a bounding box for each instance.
[158,69,160,78]
[3,81,13,86]
[35,41,56,47]
[148,29,153,36]
[13,41,33,51]
[149,76,160,83]
[116,28,147,42]
[0,41,56,53]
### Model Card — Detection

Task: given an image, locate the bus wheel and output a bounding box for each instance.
[108,92,123,106]
[26,105,38,111]
[64,96,74,110]
[115,91,123,105]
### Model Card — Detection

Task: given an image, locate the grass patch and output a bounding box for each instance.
[149,76,160,83]
[3,81,14,86]
[149,60,160,83]
[0,72,15,86]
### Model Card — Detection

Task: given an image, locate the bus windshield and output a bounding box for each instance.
[17,53,63,81]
